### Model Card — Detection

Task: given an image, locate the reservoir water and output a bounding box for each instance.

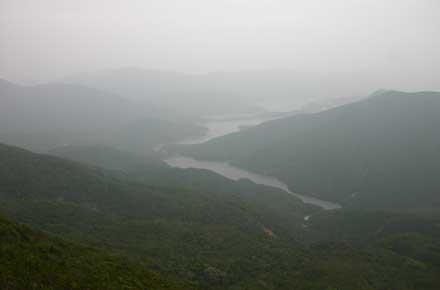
[165,155,341,210]
[164,112,341,210]
[176,112,287,145]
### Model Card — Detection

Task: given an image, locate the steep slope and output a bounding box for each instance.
[49,145,166,172]
[0,143,310,288]
[179,90,440,211]
[2,143,440,289]
[49,144,314,231]
[0,214,190,290]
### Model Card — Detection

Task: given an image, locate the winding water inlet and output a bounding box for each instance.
[164,113,342,210]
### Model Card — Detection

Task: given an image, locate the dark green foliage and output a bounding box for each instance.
[2,143,440,289]
[179,91,440,211]
[0,143,311,288]
[0,215,190,290]
[303,210,440,289]
[49,145,166,173]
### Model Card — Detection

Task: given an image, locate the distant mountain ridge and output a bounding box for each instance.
[0,79,204,153]
[178,90,440,212]
[0,80,147,146]
[63,67,259,117]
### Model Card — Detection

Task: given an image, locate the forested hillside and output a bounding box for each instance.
[0,215,189,290]
[179,90,440,211]
[3,1,440,289]
[2,143,440,289]
[0,143,308,289]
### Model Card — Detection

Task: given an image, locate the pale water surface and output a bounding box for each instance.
[165,155,341,210]
[177,113,284,145]
[165,113,341,210]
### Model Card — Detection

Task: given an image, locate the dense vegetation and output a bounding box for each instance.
[0,143,310,289]
[0,215,189,290]
[2,143,440,289]
[179,90,440,211]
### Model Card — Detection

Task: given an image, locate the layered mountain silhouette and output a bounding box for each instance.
[179,90,440,211]
[0,79,204,153]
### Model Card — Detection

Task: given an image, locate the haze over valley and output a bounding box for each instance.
[1,1,440,289]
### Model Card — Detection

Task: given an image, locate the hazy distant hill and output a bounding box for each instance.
[179,90,440,211]
[103,117,206,155]
[64,68,258,117]
[65,68,369,115]
[0,79,204,153]
[0,80,148,134]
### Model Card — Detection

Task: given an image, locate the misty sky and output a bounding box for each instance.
[1,0,439,92]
